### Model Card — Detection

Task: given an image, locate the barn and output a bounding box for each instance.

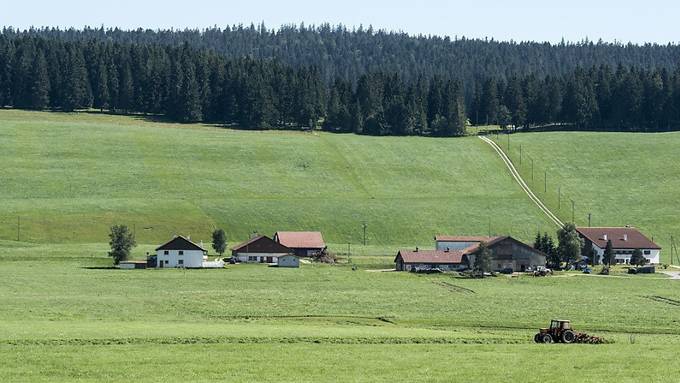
[231,235,292,263]
[273,231,326,257]
[394,248,469,272]
[434,235,547,272]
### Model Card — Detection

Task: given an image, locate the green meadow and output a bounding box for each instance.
[1,244,680,382]
[3,111,680,382]
[0,110,553,247]
[496,131,680,259]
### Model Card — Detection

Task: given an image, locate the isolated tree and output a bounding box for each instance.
[473,242,492,276]
[602,239,614,267]
[630,249,647,266]
[108,225,136,265]
[211,228,227,256]
[557,223,584,266]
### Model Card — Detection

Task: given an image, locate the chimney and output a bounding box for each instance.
[603,234,608,241]
[623,234,628,241]
[445,247,450,253]
[415,247,419,252]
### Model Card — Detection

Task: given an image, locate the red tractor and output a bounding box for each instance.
[534,319,577,343]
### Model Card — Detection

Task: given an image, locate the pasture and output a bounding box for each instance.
[495,131,680,260]
[1,243,680,382]
[0,110,554,247]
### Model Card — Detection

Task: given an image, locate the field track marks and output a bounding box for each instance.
[479,136,563,227]
[318,134,372,197]
[645,295,680,306]
[433,281,476,294]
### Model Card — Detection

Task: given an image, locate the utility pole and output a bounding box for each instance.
[544,170,547,193]
[588,213,592,227]
[531,158,534,182]
[362,222,367,246]
[558,186,561,209]
[507,133,510,151]
[17,216,20,242]
[347,243,351,263]
[519,144,522,166]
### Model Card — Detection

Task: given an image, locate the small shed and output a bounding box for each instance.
[119,261,147,269]
[277,255,300,268]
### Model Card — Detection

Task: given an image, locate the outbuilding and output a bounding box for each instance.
[231,235,292,263]
[277,254,300,268]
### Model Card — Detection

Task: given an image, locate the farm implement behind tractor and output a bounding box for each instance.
[534,320,608,344]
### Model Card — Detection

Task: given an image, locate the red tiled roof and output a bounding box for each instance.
[395,249,467,264]
[434,235,501,242]
[576,227,661,250]
[274,231,325,249]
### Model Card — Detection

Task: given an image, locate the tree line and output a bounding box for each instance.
[2,35,680,134]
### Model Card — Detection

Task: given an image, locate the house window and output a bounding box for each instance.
[164,260,169,265]
[179,251,184,255]
[164,250,169,255]
[248,256,256,262]
[644,250,651,255]
[178,260,184,265]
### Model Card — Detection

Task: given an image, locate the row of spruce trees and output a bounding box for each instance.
[2,35,680,134]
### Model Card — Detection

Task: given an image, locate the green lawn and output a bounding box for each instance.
[1,244,680,382]
[0,110,553,247]
[494,132,680,260]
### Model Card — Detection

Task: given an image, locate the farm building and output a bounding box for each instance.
[273,231,326,257]
[429,235,547,272]
[118,261,147,269]
[576,227,661,264]
[277,254,300,268]
[394,248,470,272]
[435,235,496,251]
[232,235,292,263]
[155,235,223,268]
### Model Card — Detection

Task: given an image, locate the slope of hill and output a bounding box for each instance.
[499,131,680,258]
[0,110,554,247]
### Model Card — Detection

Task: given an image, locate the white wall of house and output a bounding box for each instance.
[591,245,660,264]
[156,249,205,268]
[234,252,288,263]
[436,241,479,251]
[278,255,300,268]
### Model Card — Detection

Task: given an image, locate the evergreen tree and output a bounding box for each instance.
[211,229,227,256]
[630,249,646,266]
[29,50,50,109]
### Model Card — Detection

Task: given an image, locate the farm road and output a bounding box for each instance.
[479,136,563,227]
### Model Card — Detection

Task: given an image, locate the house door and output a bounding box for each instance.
[159,260,163,268]
[266,256,273,263]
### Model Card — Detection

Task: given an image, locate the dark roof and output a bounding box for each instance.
[155,235,206,252]
[434,235,502,242]
[576,227,661,250]
[274,231,325,249]
[231,235,291,254]
[395,249,467,264]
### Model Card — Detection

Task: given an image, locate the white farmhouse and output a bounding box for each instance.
[156,235,220,268]
[576,227,661,264]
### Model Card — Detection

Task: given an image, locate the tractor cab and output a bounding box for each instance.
[550,320,571,331]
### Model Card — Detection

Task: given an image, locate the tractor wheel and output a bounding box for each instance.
[561,330,576,344]
[534,334,542,343]
[541,334,553,343]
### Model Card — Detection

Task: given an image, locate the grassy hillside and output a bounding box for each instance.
[1,245,680,382]
[495,132,680,260]
[0,110,553,248]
